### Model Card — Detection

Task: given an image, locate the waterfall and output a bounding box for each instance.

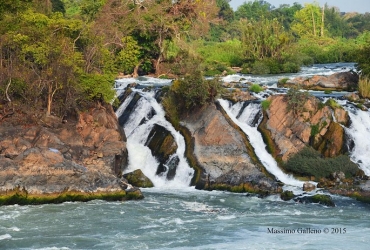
[218,99,306,189]
[342,104,370,176]
[116,89,194,188]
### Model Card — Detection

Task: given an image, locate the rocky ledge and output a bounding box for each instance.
[0,103,143,205]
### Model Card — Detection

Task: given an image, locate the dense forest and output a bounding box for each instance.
[1,0,370,117]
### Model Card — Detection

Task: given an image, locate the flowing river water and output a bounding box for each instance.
[1,63,370,249]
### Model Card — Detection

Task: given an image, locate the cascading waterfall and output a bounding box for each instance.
[218,99,306,189]
[115,88,194,188]
[342,104,370,176]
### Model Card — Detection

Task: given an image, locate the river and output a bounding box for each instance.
[1,63,370,249]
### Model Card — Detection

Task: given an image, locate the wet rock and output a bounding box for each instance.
[294,194,335,207]
[145,124,178,178]
[123,169,154,188]
[280,190,295,201]
[303,182,316,192]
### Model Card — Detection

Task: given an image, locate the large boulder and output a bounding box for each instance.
[181,103,281,194]
[123,169,154,188]
[260,95,347,162]
[282,71,359,91]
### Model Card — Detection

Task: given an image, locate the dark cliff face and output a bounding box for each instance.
[179,102,281,194]
[0,103,133,200]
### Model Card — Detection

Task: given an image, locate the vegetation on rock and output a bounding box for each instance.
[284,147,359,179]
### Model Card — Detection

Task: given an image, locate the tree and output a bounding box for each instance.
[242,18,292,61]
[291,3,324,38]
[235,0,271,20]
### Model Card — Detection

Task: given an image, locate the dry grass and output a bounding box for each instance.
[359,76,370,99]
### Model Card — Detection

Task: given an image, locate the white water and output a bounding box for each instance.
[218,99,307,191]
[342,104,370,176]
[117,90,194,188]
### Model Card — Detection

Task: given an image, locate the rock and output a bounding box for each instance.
[0,103,132,204]
[331,171,346,182]
[123,169,154,188]
[315,122,345,157]
[181,102,280,194]
[222,89,257,103]
[284,71,359,91]
[280,190,295,201]
[145,124,178,179]
[294,194,335,207]
[261,94,347,162]
[303,182,316,192]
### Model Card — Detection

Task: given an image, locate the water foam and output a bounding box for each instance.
[218,99,307,190]
[342,105,370,175]
[117,90,194,188]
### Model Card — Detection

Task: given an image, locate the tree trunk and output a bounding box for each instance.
[5,78,12,103]
[321,5,325,37]
[47,83,52,116]
[311,8,316,37]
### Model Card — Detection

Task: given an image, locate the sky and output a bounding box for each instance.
[229,0,370,13]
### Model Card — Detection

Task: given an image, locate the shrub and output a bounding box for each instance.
[251,61,270,74]
[261,99,271,110]
[359,76,370,98]
[249,84,264,93]
[164,70,224,115]
[286,86,311,116]
[282,62,300,73]
[284,147,359,179]
[325,98,341,109]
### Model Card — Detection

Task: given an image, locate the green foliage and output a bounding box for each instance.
[249,84,264,93]
[286,86,311,116]
[356,32,370,76]
[242,18,292,62]
[358,76,370,98]
[291,3,322,38]
[310,124,320,137]
[261,100,271,111]
[284,147,359,179]
[116,36,140,74]
[235,0,271,20]
[196,39,244,67]
[251,61,270,74]
[80,73,116,103]
[325,98,341,109]
[164,70,224,114]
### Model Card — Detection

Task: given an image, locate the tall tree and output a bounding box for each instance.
[292,3,324,38]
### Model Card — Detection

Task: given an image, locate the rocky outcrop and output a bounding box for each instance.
[260,95,347,162]
[180,103,281,194]
[280,71,359,91]
[145,124,178,180]
[0,104,142,204]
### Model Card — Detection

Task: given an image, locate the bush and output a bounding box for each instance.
[286,86,311,116]
[325,98,341,109]
[249,84,264,93]
[164,70,224,114]
[80,73,116,103]
[251,61,270,74]
[359,76,370,98]
[284,147,359,179]
[282,62,300,73]
[261,99,271,110]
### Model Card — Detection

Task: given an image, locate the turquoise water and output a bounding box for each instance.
[1,188,370,250]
